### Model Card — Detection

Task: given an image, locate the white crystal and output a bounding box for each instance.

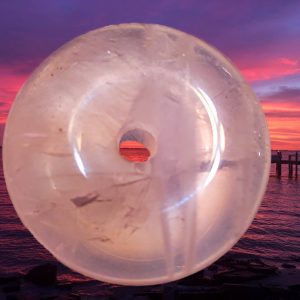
[3,24,270,285]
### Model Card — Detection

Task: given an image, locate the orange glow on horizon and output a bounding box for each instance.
[119,141,150,162]
[262,101,300,150]
[0,66,28,125]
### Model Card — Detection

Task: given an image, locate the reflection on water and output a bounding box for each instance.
[232,176,300,265]
[0,154,299,283]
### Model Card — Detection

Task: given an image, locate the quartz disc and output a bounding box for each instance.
[3,24,270,285]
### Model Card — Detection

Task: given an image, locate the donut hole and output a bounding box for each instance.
[119,129,156,162]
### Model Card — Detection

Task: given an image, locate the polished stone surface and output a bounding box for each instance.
[3,24,270,285]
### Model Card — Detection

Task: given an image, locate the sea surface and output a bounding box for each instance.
[0,151,299,285]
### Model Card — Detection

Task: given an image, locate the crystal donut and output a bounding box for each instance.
[3,24,270,285]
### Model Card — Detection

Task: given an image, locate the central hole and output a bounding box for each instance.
[119,129,155,162]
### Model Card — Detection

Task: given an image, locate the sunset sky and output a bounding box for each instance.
[0,0,299,150]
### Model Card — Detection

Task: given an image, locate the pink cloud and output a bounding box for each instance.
[240,57,300,82]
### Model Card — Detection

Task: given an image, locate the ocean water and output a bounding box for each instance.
[0,151,299,284]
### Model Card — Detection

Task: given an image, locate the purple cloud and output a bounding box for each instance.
[0,0,299,71]
[263,86,300,102]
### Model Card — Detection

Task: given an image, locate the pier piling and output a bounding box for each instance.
[288,155,293,178]
[276,151,282,178]
[296,152,298,178]
[271,151,299,179]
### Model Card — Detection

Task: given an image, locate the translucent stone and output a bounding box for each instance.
[3,24,270,285]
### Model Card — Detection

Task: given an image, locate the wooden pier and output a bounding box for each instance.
[271,151,299,178]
